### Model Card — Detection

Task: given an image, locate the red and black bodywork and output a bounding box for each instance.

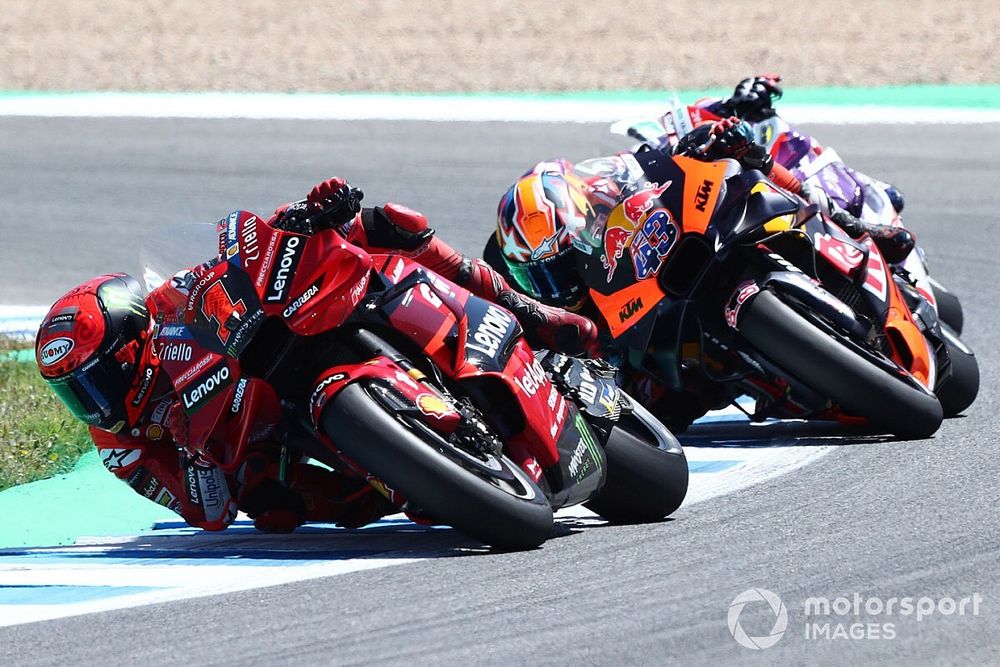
[150,211,612,543]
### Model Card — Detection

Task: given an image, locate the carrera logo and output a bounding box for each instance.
[264,235,304,303]
[694,179,714,212]
[619,297,643,323]
[230,377,248,414]
[180,361,232,412]
[39,337,74,366]
[283,282,320,318]
[466,304,514,358]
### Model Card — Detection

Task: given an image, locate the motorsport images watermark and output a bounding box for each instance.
[727,588,984,649]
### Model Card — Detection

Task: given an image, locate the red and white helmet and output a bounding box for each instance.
[36,274,150,433]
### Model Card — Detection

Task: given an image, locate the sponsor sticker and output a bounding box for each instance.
[466,304,514,358]
[180,361,232,413]
[416,393,452,420]
[39,337,74,366]
[100,448,142,471]
[724,281,761,329]
[513,358,548,398]
[309,372,347,415]
[630,209,679,280]
[264,235,304,303]
[240,215,261,264]
[283,281,320,318]
[230,377,248,414]
[158,342,193,362]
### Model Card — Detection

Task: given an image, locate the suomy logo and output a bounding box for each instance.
[39,337,74,366]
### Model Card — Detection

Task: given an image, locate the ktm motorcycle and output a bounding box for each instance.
[603,101,978,417]
[487,150,949,437]
[607,96,969,334]
[141,212,688,550]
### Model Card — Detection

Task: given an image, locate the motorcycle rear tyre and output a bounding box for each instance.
[739,290,943,439]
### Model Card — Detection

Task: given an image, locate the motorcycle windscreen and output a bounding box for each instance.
[140,222,222,294]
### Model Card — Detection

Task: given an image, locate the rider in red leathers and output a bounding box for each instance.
[36,178,598,533]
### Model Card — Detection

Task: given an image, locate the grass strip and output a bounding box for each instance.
[0,336,91,491]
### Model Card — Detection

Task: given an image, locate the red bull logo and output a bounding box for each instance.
[601,226,633,282]
[601,181,673,282]
[622,181,672,223]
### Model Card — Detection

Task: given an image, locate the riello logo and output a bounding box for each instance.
[39,337,74,366]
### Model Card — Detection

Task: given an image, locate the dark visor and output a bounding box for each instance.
[503,248,584,308]
[45,351,131,432]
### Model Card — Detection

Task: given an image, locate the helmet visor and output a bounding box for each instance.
[503,248,584,308]
[45,352,131,432]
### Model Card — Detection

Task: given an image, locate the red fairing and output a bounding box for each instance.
[309,356,461,434]
[208,376,283,473]
[371,255,566,469]
[246,216,373,335]
[814,232,866,278]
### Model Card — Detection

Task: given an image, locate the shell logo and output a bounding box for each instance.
[416,393,451,420]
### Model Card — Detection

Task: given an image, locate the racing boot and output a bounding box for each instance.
[831,210,915,265]
[495,289,600,357]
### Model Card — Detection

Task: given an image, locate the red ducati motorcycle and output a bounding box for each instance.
[142,210,688,550]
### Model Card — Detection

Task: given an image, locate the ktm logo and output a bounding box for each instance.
[694,179,714,212]
[619,297,643,323]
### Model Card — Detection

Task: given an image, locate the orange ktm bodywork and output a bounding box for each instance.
[883,279,936,389]
[590,277,668,339]
[672,155,728,234]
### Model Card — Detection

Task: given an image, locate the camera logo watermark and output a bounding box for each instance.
[728,589,983,649]
[727,588,788,650]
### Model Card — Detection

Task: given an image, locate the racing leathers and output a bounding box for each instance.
[91,180,599,533]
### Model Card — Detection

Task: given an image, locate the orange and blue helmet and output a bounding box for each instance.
[496,160,597,307]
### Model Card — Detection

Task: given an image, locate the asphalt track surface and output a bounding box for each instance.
[1,118,998,665]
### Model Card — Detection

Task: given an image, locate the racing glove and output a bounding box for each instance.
[273,177,365,234]
[306,177,365,228]
[723,74,783,122]
[831,210,916,265]
[675,117,756,162]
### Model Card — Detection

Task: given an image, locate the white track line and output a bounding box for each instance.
[0,93,998,124]
[0,409,831,627]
